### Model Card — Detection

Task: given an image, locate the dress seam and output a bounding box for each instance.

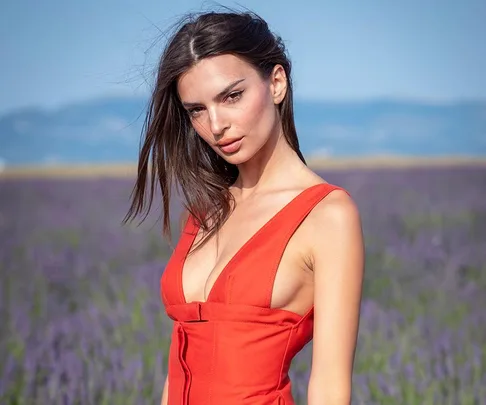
[276,327,293,392]
[208,322,217,404]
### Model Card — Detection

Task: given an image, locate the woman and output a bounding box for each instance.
[125,10,364,405]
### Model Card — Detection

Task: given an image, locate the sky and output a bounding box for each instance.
[1,0,486,114]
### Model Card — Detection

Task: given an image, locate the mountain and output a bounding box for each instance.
[0,96,485,166]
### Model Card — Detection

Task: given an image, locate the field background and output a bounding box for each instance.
[1,161,485,404]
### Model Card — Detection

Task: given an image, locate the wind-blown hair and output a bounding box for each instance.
[124,10,306,249]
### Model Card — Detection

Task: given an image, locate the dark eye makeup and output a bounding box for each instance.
[186,89,245,118]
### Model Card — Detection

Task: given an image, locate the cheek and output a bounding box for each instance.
[240,89,275,133]
[247,92,277,134]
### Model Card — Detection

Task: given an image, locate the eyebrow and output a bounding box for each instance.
[182,78,246,108]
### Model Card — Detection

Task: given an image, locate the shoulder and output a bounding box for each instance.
[304,185,363,265]
[309,185,361,231]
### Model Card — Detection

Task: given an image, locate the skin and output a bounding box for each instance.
[160,53,364,405]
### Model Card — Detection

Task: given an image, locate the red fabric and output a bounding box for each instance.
[161,183,346,404]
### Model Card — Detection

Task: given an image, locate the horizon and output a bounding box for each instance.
[2,155,486,176]
[3,93,486,118]
[1,96,485,166]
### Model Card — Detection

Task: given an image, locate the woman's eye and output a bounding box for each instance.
[188,107,203,117]
[226,91,243,103]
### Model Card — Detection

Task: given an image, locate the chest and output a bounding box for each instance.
[169,200,314,315]
[186,224,311,303]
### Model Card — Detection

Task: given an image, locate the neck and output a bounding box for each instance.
[233,128,306,198]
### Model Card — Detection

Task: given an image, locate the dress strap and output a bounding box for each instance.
[256,184,347,308]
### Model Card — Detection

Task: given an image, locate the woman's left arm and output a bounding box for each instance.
[307,190,365,405]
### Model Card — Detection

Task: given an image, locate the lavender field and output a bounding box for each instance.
[1,167,485,404]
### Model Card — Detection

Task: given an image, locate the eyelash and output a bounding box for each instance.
[187,90,244,118]
[226,90,243,103]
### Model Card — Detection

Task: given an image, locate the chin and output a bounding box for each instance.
[217,149,253,166]
[222,153,251,166]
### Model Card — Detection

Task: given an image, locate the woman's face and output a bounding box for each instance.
[177,54,287,164]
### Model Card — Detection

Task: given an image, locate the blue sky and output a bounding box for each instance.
[1,0,485,114]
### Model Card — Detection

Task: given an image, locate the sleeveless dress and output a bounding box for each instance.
[160,183,346,404]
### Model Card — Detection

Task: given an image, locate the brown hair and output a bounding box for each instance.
[124,9,306,249]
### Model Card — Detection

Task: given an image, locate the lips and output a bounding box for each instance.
[217,137,243,154]
[216,137,243,147]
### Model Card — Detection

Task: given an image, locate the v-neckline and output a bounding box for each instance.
[179,183,328,305]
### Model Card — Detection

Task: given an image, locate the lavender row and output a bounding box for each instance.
[1,166,485,404]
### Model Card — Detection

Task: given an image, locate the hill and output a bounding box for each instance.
[1,97,485,165]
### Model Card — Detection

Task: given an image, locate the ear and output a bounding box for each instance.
[270,64,288,105]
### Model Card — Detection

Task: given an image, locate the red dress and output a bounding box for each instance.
[161,183,345,404]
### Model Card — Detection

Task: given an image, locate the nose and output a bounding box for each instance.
[208,106,229,137]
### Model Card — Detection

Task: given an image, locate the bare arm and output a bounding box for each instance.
[160,375,169,405]
[307,191,364,405]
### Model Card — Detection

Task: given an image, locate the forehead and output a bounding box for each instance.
[177,54,258,102]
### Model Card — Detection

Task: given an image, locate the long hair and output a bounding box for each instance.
[124,10,306,249]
